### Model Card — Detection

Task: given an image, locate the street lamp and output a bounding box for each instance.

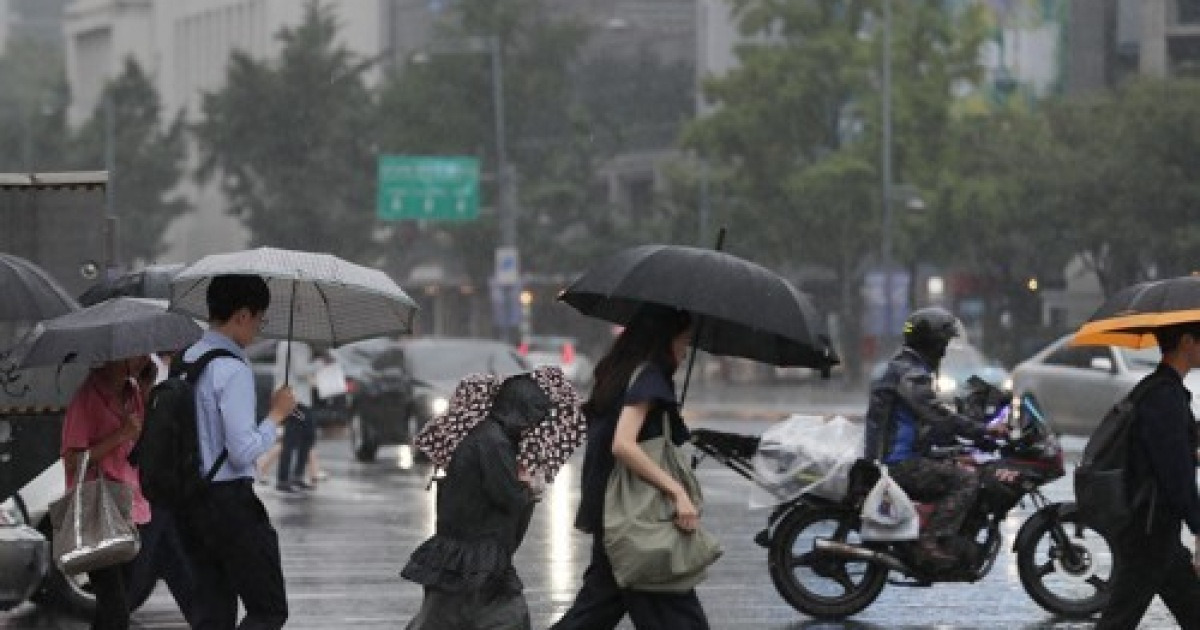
[417,34,519,340]
[880,0,895,342]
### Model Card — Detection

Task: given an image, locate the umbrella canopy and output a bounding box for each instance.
[414,366,586,483]
[78,263,185,307]
[0,253,79,322]
[169,247,418,345]
[1073,275,1200,348]
[15,297,203,368]
[559,244,839,369]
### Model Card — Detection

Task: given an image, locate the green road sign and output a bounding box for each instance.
[377,155,479,221]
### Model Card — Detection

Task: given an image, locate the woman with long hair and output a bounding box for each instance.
[550,304,709,630]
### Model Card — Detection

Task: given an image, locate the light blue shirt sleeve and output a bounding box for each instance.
[213,358,277,473]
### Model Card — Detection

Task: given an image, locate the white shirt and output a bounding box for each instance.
[273,340,317,407]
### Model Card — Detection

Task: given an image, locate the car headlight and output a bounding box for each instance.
[935,375,957,394]
[1001,376,1013,392]
[430,396,450,417]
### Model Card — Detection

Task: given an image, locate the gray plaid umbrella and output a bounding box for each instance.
[169,247,418,345]
[0,253,79,322]
[15,297,203,368]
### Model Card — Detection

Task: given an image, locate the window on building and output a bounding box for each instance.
[1180,0,1200,24]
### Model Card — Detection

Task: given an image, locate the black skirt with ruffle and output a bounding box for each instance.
[400,534,523,596]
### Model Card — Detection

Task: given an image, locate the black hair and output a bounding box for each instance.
[1155,322,1200,353]
[206,274,270,322]
[584,304,692,417]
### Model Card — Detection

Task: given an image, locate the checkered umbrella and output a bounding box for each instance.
[169,247,418,345]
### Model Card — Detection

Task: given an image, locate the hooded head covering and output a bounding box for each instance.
[414,365,585,482]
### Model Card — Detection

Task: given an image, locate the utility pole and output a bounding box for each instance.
[881,0,895,342]
[104,92,119,277]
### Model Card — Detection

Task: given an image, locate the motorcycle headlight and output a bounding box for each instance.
[935,375,956,394]
[430,396,450,417]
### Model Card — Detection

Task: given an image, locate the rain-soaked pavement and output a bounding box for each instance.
[0,381,1186,629]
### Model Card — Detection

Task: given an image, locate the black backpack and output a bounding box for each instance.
[135,349,240,506]
[1073,374,1167,536]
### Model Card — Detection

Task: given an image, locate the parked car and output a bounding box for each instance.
[0,460,94,615]
[1011,334,1200,436]
[332,337,416,462]
[400,336,530,453]
[518,335,593,387]
[869,341,1010,401]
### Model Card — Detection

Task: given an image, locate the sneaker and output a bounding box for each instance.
[276,483,296,493]
[292,481,315,491]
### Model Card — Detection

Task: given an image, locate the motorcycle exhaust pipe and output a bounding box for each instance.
[814,538,909,573]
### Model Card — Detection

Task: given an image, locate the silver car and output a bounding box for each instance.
[1011,334,1200,436]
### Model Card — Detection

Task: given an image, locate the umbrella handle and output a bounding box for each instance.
[284,282,296,386]
[679,227,727,409]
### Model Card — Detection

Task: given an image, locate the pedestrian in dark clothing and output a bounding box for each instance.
[1097,322,1200,630]
[551,304,710,630]
[273,340,317,493]
[863,307,998,570]
[402,373,558,630]
[126,353,198,625]
[176,274,297,630]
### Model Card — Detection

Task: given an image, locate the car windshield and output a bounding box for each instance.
[1120,346,1162,371]
[403,343,526,382]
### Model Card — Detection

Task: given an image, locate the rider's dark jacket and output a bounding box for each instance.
[864,347,986,464]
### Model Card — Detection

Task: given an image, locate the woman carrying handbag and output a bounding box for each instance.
[60,356,152,630]
[551,304,713,630]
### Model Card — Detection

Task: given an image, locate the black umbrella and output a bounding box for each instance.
[559,244,839,370]
[0,253,79,322]
[77,263,185,307]
[14,297,203,368]
[1073,275,1200,348]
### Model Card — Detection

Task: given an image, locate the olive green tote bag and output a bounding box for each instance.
[603,410,723,593]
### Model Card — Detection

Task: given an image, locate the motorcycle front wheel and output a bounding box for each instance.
[767,502,888,620]
[1015,501,1116,619]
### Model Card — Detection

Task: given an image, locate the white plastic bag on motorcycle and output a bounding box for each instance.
[749,414,862,509]
[859,465,919,542]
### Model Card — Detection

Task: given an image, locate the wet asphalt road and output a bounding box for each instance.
[0,382,1186,629]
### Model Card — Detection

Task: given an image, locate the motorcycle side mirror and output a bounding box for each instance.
[1089,356,1114,373]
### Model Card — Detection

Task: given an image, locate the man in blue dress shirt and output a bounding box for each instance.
[178,274,296,630]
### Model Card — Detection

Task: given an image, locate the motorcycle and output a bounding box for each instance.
[690,383,1116,621]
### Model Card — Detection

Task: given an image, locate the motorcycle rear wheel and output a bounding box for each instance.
[1015,502,1116,619]
[767,503,888,620]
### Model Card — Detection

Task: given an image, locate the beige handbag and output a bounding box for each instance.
[48,451,140,575]
[603,406,723,593]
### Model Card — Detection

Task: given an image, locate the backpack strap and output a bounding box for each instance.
[1125,371,1174,533]
[180,348,243,483]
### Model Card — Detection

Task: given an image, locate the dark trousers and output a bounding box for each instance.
[1097,517,1200,630]
[179,479,288,630]
[277,406,314,485]
[890,458,977,540]
[124,506,197,625]
[88,563,130,630]
[549,534,709,630]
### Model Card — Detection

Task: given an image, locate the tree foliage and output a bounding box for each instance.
[194,1,378,261]
[71,58,189,265]
[683,0,988,374]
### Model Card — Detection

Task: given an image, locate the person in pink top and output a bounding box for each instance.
[61,355,151,630]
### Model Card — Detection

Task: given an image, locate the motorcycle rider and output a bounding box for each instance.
[863,307,999,570]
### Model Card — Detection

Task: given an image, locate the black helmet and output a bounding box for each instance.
[903,307,959,353]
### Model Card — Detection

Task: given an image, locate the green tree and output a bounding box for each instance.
[932,111,1076,362]
[71,58,189,265]
[683,0,987,377]
[194,1,378,261]
[1048,78,1200,296]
